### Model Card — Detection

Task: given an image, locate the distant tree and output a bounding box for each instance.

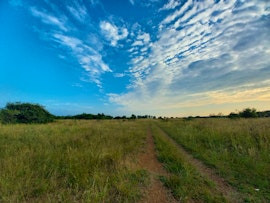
[257,110,270,118]
[228,112,240,119]
[0,102,54,124]
[239,108,258,118]
[130,114,136,119]
[0,109,19,124]
[137,115,148,119]
[184,116,194,121]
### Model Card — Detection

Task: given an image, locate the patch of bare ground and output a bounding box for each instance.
[157,126,244,203]
[137,128,178,203]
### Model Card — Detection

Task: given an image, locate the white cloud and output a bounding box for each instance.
[53,34,82,51]
[159,0,192,28]
[129,0,135,5]
[28,2,113,88]
[114,73,125,78]
[52,33,111,87]
[100,21,129,46]
[159,0,180,11]
[67,3,87,23]
[132,40,144,46]
[30,7,68,31]
[89,0,99,6]
[137,33,150,43]
[131,32,151,47]
[109,0,270,116]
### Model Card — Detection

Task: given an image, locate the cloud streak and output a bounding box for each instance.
[129,0,135,6]
[109,0,270,116]
[67,2,88,23]
[159,0,180,11]
[30,7,68,31]
[29,3,112,87]
[52,33,111,87]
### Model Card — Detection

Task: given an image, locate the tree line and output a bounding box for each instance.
[228,108,270,118]
[0,102,269,124]
[0,102,155,124]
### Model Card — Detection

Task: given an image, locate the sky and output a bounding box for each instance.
[0,0,270,117]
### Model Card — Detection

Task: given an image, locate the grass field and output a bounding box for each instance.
[0,118,269,202]
[0,120,149,202]
[157,118,270,202]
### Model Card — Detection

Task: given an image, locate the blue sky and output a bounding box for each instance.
[0,0,269,117]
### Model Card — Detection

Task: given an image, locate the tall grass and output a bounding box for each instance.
[151,125,226,202]
[0,120,148,202]
[158,118,270,202]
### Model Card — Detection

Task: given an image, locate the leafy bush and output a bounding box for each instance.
[229,108,259,119]
[239,108,258,118]
[0,102,54,124]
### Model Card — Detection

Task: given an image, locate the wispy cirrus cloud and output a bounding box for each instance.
[66,2,88,23]
[29,3,112,88]
[129,0,135,6]
[52,33,111,87]
[30,7,68,31]
[109,0,270,116]
[89,0,100,6]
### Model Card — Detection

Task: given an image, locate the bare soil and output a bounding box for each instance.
[137,128,178,203]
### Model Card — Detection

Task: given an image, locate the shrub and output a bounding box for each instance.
[0,102,54,124]
[239,108,258,118]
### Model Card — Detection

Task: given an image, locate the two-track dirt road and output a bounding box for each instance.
[138,126,243,203]
[138,128,178,203]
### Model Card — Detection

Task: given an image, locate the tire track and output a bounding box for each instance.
[138,128,178,203]
[155,125,244,203]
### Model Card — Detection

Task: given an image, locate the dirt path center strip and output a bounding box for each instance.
[138,128,178,203]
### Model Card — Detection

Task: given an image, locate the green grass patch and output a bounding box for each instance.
[158,118,270,202]
[152,125,226,202]
[0,120,149,202]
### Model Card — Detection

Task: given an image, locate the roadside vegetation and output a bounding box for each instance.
[151,124,226,202]
[0,120,149,202]
[158,118,270,202]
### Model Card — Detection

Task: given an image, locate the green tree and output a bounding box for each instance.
[0,102,54,124]
[130,114,137,119]
[239,108,258,118]
[228,112,240,119]
[0,109,19,124]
